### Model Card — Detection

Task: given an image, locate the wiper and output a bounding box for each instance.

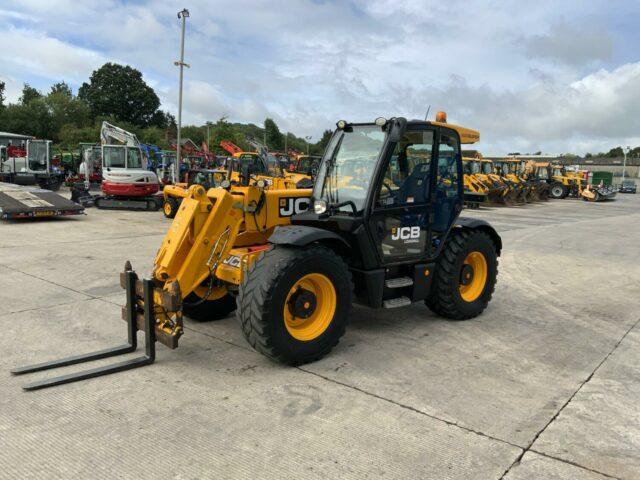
[324,134,344,206]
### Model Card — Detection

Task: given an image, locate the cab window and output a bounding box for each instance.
[436,134,460,195]
[376,130,433,208]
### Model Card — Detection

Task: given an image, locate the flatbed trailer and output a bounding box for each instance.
[0,182,84,220]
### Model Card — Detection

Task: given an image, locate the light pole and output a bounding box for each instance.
[622,146,630,182]
[174,8,190,183]
[305,136,312,155]
[206,121,213,150]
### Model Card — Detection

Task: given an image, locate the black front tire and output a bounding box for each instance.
[237,245,352,365]
[183,292,237,321]
[426,229,498,320]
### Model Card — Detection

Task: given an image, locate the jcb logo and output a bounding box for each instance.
[279,197,310,217]
[391,226,421,241]
[222,255,241,268]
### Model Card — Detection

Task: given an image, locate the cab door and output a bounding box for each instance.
[367,127,436,265]
[430,129,463,255]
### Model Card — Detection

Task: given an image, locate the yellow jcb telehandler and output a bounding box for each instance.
[13,114,501,390]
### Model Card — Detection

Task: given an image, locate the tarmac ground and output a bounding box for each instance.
[1,192,639,479]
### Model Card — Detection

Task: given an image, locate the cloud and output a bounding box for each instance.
[524,23,613,66]
[0,0,637,154]
[0,26,105,83]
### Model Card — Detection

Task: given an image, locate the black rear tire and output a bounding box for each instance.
[426,229,498,320]
[163,197,180,218]
[183,292,237,321]
[237,245,352,365]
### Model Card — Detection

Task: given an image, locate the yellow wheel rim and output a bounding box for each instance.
[163,201,172,216]
[459,251,488,302]
[284,273,336,341]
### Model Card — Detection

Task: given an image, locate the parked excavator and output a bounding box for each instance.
[492,159,533,202]
[13,113,501,391]
[515,159,549,201]
[96,122,161,210]
[463,156,520,205]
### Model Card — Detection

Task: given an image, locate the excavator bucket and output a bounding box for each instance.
[10,262,178,391]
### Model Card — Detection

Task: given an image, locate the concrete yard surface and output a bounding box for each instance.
[1,194,639,479]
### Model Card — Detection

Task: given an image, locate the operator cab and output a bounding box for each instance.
[102,145,144,171]
[294,115,479,269]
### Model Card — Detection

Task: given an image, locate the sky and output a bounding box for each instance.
[1,0,639,155]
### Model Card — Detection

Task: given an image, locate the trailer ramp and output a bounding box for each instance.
[0,182,84,219]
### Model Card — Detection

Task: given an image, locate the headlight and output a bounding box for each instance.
[336,120,347,129]
[314,200,327,214]
[374,117,387,126]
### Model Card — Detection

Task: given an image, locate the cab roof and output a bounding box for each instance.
[426,121,480,144]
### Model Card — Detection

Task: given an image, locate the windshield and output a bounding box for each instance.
[481,162,492,174]
[103,146,126,168]
[468,161,481,174]
[298,156,319,173]
[495,162,509,175]
[27,141,48,171]
[313,125,386,213]
[537,166,550,179]
[266,155,284,176]
[127,147,142,169]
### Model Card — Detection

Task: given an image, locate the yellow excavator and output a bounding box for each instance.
[491,159,530,203]
[13,114,502,391]
[463,156,520,205]
[462,158,490,207]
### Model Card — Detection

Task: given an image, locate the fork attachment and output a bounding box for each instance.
[11,263,160,391]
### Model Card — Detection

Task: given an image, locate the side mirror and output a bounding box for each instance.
[388,117,407,142]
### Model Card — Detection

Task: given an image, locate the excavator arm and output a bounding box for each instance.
[100,121,141,147]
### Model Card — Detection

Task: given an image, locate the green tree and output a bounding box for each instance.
[50,81,72,97]
[180,125,206,146]
[20,84,42,105]
[264,118,283,150]
[150,110,175,129]
[0,80,5,110]
[78,63,160,126]
[0,99,52,138]
[58,123,101,147]
[605,146,623,158]
[139,126,168,148]
[314,129,333,154]
[45,91,91,142]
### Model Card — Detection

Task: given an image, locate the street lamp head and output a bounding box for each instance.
[178,8,190,18]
